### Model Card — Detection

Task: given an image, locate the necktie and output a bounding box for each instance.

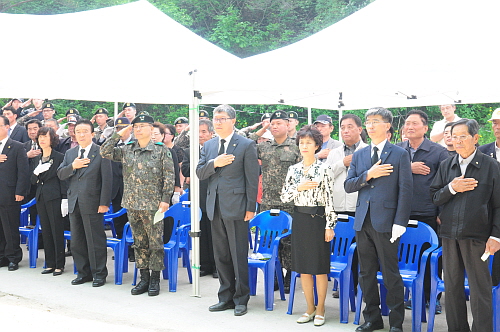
[371,146,379,166]
[80,148,85,159]
[218,139,226,155]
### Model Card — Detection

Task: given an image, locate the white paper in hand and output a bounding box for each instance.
[153,209,164,224]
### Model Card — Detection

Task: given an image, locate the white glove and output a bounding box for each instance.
[33,162,51,176]
[172,192,180,205]
[102,127,115,139]
[61,199,69,217]
[390,224,406,243]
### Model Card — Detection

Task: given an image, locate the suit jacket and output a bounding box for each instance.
[345,142,413,232]
[31,150,67,201]
[0,138,30,205]
[196,132,259,221]
[479,142,497,160]
[57,143,113,214]
[9,124,29,143]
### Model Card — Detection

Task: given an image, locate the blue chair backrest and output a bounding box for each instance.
[20,198,36,227]
[124,222,134,245]
[249,210,292,257]
[398,222,438,272]
[164,203,192,243]
[179,192,189,202]
[331,216,356,263]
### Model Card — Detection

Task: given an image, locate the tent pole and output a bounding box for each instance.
[114,102,118,118]
[338,92,344,144]
[307,107,312,125]
[189,69,201,298]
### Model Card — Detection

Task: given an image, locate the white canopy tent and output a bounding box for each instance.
[236,0,500,111]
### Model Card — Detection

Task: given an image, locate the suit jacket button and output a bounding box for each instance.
[371,185,374,188]
[366,201,369,204]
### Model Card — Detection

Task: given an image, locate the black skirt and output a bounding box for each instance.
[291,206,331,275]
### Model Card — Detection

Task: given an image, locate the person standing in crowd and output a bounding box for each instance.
[396,110,448,313]
[0,115,30,271]
[101,113,175,296]
[92,108,110,144]
[287,111,300,139]
[1,98,24,114]
[281,125,335,326]
[197,104,259,316]
[23,119,43,226]
[345,107,412,332]
[430,118,500,332]
[314,114,341,163]
[44,118,60,138]
[32,127,67,276]
[18,102,56,127]
[181,119,218,277]
[199,110,210,120]
[57,119,112,287]
[2,106,29,143]
[56,115,79,155]
[241,113,272,138]
[117,103,137,123]
[442,122,457,157]
[172,117,190,150]
[18,98,45,121]
[430,104,461,147]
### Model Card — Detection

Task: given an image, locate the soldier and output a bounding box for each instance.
[256,110,302,292]
[100,113,175,296]
[117,103,137,123]
[287,111,300,139]
[92,108,110,144]
[172,117,190,150]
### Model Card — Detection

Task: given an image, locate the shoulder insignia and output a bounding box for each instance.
[126,141,134,145]
[155,142,164,146]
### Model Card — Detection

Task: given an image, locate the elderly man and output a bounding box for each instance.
[345,107,412,332]
[430,104,461,147]
[314,114,341,163]
[430,118,500,332]
[396,110,448,312]
[197,104,259,316]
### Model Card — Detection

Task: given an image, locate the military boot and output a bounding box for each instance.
[131,269,150,295]
[148,270,161,296]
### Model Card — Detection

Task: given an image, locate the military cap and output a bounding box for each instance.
[270,110,288,121]
[174,117,189,125]
[261,113,271,121]
[199,110,209,118]
[314,114,332,125]
[95,107,108,115]
[137,110,150,116]
[114,117,131,127]
[67,115,80,124]
[122,102,136,110]
[132,113,154,125]
[288,111,299,119]
[42,102,55,110]
[66,108,79,116]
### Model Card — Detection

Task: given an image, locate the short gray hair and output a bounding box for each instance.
[451,118,479,136]
[365,107,393,124]
[43,118,59,128]
[213,104,236,119]
[199,119,214,133]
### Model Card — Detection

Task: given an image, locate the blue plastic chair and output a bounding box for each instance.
[19,215,40,268]
[19,198,37,243]
[248,210,292,311]
[287,217,357,323]
[103,207,127,238]
[354,222,439,332]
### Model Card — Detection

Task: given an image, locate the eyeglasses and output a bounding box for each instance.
[364,121,388,127]
[133,124,151,130]
[212,117,233,123]
[451,135,471,142]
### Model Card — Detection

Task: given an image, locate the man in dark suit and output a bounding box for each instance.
[0,115,30,271]
[23,119,43,226]
[197,105,259,316]
[57,119,112,287]
[2,107,29,143]
[431,119,500,332]
[345,107,413,332]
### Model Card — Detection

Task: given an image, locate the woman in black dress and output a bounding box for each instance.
[32,127,67,276]
[281,125,336,326]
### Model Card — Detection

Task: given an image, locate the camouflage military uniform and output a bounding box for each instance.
[258,137,301,270]
[94,124,110,143]
[101,132,175,271]
[173,130,189,150]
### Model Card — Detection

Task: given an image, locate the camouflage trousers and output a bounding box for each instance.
[128,209,165,271]
[260,204,293,271]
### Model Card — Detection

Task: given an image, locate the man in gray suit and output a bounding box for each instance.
[57,119,112,287]
[197,104,259,316]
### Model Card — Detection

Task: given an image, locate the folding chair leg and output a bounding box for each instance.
[287,271,299,315]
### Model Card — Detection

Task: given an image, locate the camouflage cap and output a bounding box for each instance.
[270,110,288,121]
[131,113,154,125]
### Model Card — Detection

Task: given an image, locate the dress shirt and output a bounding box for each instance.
[218,131,234,154]
[344,140,360,157]
[371,139,387,161]
[78,143,93,159]
[495,144,500,162]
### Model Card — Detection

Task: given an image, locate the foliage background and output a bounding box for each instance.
[1,0,498,144]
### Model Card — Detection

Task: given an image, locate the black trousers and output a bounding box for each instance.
[356,213,404,329]
[0,205,22,264]
[211,197,250,305]
[200,211,216,273]
[442,237,492,332]
[38,196,65,269]
[69,202,108,280]
[111,189,128,239]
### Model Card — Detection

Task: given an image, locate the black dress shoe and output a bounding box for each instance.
[234,304,247,316]
[389,328,403,332]
[200,270,212,277]
[41,268,55,274]
[212,271,219,279]
[8,262,19,271]
[209,301,235,312]
[71,276,93,285]
[53,268,64,276]
[355,321,384,332]
[92,279,106,287]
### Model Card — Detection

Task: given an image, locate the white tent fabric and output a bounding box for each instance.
[237,0,500,110]
[0,0,244,104]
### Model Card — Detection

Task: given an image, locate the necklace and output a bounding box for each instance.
[303,161,314,174]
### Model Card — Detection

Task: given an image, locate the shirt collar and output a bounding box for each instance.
[458,148,477,166]
[220,131,234,144]
[371,139,387,153]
